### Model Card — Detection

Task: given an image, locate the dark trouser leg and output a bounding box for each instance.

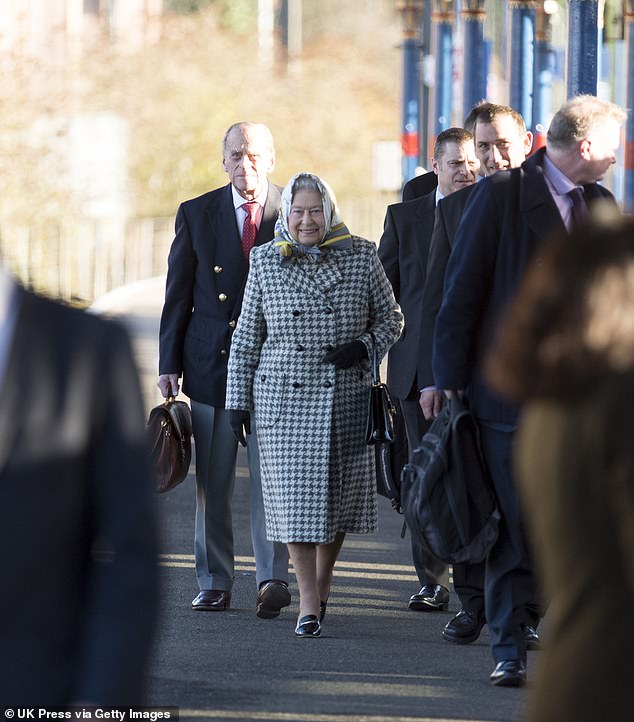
[398,393,447,587]
[453,560,486,616]
[480,423,539,663]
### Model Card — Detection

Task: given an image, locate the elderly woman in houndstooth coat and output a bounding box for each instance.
[226,172,402,637]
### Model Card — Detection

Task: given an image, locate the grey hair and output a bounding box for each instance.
[222,122,275,156]
[547,95,627,151]
[291,173,323,199]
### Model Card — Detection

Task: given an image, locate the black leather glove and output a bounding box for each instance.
[229,409,251,447]
[322,340,368,369]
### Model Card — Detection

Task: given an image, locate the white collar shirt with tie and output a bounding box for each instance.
[231,183,269,237]
[542,151,588,232]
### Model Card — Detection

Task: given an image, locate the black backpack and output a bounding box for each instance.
[400,395,500,564]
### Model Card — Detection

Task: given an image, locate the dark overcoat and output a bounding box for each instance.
[0,287,157,705]
[433,149,615,424]
[378,191,436,399]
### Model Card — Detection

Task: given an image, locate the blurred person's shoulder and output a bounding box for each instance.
[24,287,130,346]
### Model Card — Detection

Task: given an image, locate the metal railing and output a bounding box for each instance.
[0,195,397,303]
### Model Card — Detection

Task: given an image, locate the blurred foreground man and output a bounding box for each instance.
[379,127,478,612]
[0,266,157,705]
[432,95,626,687]
[158,122,289,616]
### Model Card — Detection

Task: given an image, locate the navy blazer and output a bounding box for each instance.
[432,148,616,424]
[159,182,281,406]
[378,190,436,399]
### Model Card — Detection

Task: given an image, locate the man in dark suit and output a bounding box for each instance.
[0,271,157,705]
[401,170,438,201]
[158,122,289,616]
[432,95,626,686]
[418,102,534,647]
[378,127,478,612]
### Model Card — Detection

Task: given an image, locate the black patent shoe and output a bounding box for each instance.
[295,614,321,637]
[442,608,485,644]
[191,590,231,611]
[408,584,450,611]
[523,624,540,651]
[490,659,526,687]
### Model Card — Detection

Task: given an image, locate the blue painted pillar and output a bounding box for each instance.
[566,0,599,97]
[397,1,425,183]
[433,0,454,140]
[532,6,553,150]
[625,0,634,214]
[461,0,487,120]
[509,1,537,130]
[419,1,433,170]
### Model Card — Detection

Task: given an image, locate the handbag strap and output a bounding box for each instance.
[369,331,381,386]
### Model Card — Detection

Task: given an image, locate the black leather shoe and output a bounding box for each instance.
[256,580,291,619]
[523,624,540,651]
[442,608,485,644]
[408,585,449,611]
[490,660,526,687]
[295,614,321,637]
[191,590,231,611]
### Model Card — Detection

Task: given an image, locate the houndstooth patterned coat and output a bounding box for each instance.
[226,236,403,543]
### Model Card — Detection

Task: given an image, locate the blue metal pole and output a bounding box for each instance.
[509,1,537,129]
[532,6,553,150]
[566,0,599,97]
[402,37,420,183]
[625,0,634,214]
[461,0,487,120]
[433,0,454,139]
[419,1,432,169]
[398,1,425,183]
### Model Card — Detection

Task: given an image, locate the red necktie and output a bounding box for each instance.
[241,202,259,261]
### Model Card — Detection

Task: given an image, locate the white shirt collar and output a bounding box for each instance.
[231,182,269,210]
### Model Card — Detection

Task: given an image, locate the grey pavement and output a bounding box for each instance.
[94,278,530,722]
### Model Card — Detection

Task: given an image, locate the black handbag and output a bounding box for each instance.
[365,353,395,445]
[146,396,193,493]
[366,335,401,510]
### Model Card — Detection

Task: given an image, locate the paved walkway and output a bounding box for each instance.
[94,278,529,722]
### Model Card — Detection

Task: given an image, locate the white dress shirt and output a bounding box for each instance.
[230,183,269,238]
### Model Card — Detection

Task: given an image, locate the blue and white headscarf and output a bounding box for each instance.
[274,173,352,261]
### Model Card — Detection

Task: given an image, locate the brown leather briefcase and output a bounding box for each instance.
[146,396,193,493]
